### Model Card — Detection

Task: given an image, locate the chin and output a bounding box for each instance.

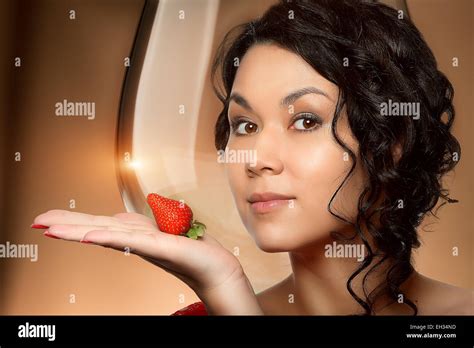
[250,225,301,253]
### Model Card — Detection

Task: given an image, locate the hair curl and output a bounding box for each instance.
[211,0,461,315]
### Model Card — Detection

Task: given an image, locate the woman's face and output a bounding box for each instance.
[225,43,366,253]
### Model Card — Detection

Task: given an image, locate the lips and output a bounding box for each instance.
[248,192,296,214]
[247,192,295,203]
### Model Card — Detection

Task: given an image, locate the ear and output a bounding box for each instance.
[392,143,402,164]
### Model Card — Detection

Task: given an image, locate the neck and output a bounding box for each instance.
[286,237,409,315]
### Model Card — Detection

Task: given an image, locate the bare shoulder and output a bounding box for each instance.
[435,282,473,315]
[414,274,473,315]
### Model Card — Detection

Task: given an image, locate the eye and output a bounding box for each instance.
[230,118,258,136]
[290,113,322,132]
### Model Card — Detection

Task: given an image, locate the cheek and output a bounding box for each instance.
[288,133,362,229]
[224,163,248,210]
[225,163,241,194]
[290,135,347,201]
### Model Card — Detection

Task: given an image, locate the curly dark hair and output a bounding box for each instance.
[211,0,461,315]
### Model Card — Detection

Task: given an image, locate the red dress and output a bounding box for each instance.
[170,301,208,316]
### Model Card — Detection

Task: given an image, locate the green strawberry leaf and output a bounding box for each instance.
[195,226,205,237]
[186,228,198,239]
[183,220,206,239]
[193,221,207,229]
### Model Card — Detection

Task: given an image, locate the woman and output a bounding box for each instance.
[32,0,472,315]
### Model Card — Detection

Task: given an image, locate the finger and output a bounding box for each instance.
[34,210,123,228]
[46,224,145,242]
[82,229,179,261]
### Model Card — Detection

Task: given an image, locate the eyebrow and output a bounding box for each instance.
[228,86,331,112]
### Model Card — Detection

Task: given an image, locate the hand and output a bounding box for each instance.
[32,209,261,314]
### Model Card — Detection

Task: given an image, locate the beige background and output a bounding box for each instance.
[0,0,472,314]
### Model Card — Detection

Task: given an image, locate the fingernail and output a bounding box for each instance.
[31,224,49,229]
[43,231,60,239]
[80,239,93,244]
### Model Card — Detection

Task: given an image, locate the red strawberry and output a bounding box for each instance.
[146,193,206,239]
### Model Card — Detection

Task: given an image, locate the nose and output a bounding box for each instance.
[245,127,284,177]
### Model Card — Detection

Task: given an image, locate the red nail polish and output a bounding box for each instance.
[31,224,49,229]
[44,231,60,239]
[80,240,93,244]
